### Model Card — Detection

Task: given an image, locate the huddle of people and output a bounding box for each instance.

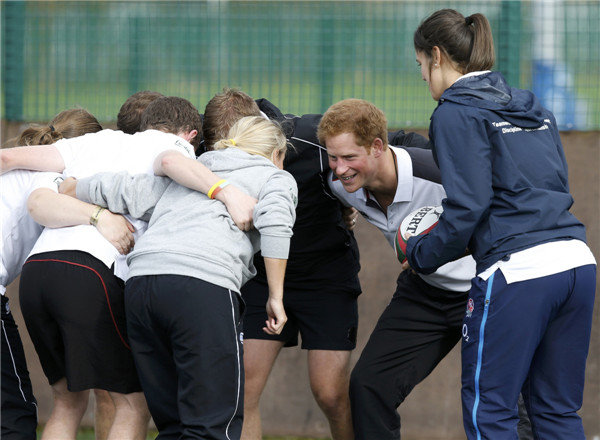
[0,8,595,440]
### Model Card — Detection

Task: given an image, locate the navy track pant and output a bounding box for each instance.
[462,265,596,440]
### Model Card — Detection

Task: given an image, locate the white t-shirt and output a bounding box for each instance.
[1,170,61,294]
[329,145,476,292]
[478,239,596,283]
[28,129,196,279]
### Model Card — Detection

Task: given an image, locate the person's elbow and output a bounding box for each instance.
[27,189,51,223]
[0,150,16,173]
[153,150,182,176]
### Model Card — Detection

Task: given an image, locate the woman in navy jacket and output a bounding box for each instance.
[406,9,596,440]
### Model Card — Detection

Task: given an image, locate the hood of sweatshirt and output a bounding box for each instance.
[200,146,277,173]
[438,71,547,130]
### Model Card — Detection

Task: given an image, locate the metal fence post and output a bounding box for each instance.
[2,1,25,121]
[496,0,521,87]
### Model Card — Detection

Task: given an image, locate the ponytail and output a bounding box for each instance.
[465,13,495,72]
[16,125,64,146]
[414,9,495,74]
[4,108,102,147]
[213,116,290,164]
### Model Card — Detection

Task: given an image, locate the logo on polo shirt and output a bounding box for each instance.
[174,139,194,157]
[466,298,474,318]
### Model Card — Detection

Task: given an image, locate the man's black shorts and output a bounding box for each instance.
[242,276,360,350]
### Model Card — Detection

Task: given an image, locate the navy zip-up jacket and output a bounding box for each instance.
[407,71,587,275]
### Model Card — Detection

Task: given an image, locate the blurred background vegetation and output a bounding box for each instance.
[3,0,599,131]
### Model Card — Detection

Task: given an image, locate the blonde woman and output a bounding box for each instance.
[61,116,298,440]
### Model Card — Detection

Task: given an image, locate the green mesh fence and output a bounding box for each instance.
[2,0,599,130]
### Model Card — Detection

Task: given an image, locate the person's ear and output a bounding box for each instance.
[371,137,385,158]
[271,149,285,168]
[432,46,441,67]
[186,129,198,142]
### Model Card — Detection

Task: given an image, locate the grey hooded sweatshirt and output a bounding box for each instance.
[76,147,298,292]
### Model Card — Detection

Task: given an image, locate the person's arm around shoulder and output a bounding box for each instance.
[388,129,430,149]
[61,172,168,222]
[28,186,135,255]
[153,150,257,231]
[0,145,65,175]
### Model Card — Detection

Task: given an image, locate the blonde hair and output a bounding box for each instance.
[213,116,289,164]
[5,108,102,147]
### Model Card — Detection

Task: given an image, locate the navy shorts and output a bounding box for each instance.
[19,250,141,393]
[241,276,360,350]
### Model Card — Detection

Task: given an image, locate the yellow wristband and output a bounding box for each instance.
[90,205,105,227]
[207,179,229,199]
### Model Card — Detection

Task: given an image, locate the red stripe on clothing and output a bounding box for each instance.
[24,258,130,350]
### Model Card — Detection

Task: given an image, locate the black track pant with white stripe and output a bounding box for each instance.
[125,275,244,440]
[1,295,37,440]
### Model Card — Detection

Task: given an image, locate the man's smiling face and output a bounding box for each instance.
[326,132,377,193]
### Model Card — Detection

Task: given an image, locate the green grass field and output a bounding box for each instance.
[37,427,328,440]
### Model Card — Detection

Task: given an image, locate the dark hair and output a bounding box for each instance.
[139,96,202,152]
[414,9,495,74]
[5,108,102,147]
[117,90,164,134]
[202,88,261,150]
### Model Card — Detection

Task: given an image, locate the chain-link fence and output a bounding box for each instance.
[2,0,599,130]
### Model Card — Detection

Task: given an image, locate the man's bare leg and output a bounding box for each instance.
[41,378,89,440]
[241,339,285,440]
[308,350,354,440]
[107,391,150,440]
[94,389,116,440]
